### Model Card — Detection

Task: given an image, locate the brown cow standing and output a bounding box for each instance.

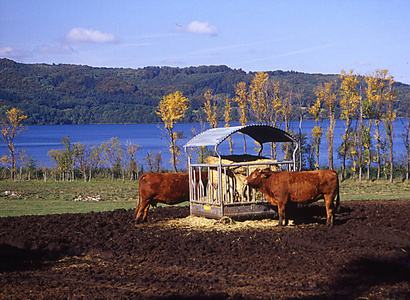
[244,169,340,226]
[135,172,207,223]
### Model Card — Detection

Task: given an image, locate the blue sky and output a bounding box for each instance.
[1,0,409,84]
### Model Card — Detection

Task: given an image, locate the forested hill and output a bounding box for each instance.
[1,59,409,125]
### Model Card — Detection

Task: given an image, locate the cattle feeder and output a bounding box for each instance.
[183,124,298,220]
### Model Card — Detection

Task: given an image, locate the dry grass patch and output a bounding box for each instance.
[154,215,297,232]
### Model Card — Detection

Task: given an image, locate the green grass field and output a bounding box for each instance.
[0,179,409,217]
[0,180,139,217]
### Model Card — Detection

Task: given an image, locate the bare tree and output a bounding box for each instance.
[100,137,124,179]
[125,141,141,180]
[154,152,163,172]
[73,142,89,182]
[402,115,410,181]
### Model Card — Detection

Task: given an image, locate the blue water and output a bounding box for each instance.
[0,120,408,169]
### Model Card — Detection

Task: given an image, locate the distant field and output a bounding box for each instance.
[339,179,410,201]
[0,179,409,217]
[0,180,139,217]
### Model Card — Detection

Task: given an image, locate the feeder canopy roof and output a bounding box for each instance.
[184,125,296,149]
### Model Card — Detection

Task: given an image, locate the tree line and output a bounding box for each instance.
[155,69,410,183]
[1,68,410,182]
[0,108,162,181]
[1,58,410,126]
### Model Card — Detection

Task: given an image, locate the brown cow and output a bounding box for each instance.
[244,169,340,226]
[135,171,207,223]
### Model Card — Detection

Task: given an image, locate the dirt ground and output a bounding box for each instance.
[0,200,409,299]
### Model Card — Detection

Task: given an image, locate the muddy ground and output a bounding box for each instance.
[0,200,409,299]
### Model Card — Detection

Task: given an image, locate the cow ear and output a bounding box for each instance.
[261,169,271,178]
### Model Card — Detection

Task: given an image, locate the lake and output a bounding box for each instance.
[1,120,408,170]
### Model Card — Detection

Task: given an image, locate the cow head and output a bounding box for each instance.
[243,169,271,193]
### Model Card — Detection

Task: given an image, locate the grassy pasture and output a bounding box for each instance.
[0,179,409,217]
[340,179,410,201]
[0,180,139,217]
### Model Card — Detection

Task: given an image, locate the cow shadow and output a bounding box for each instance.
[284,203,353,226]
[0,241,84,273]
[293,252,410,299]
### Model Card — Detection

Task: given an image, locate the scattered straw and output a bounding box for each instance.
[155,215,295,232]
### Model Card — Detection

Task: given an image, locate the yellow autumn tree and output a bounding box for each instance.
[321,81,337,170]
[1,108,28,179]
[271,81,282,127]
[248,72,270,154]
[281,82,294,161]
[203,89,218,128]
[383,73,397,183]
[249,72,269,124]
[156,91,189,172]
[268,81,283,159]
[339,69,360,181]
[368,69,394,180]
[224,96,233,154]
[363,73,378,179]
[234,81,249,153]
[309,89,323,170]
[195,89,218,162]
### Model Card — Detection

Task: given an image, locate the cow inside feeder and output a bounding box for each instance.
[184,125,298,220]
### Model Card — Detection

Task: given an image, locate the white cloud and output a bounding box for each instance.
[36,44,75,54]
[161,57,183,65]
[238,43,339,65]
[357,60,372,66]
[65,27,118,43]
[185,21,217,36]
[0,46,31,58]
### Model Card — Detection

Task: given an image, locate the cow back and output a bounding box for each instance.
[139,172,190,205]
[265,170,339,204]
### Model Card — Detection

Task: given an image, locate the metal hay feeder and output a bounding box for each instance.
[184,125,298,220]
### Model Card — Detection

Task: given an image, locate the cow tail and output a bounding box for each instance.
[134,176,142,220]
[335,186,341,214]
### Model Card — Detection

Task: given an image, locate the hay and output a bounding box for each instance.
[155,215,295,232]
[204,156,280,203]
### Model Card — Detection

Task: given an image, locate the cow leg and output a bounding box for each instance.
[324,194,335,226]
[141,203,151,223]
[277,202,286,226]
[135,200,150,224]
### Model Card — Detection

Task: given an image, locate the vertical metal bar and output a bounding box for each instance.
[207,166,212,204]
[223,166,229,203]
[200,167,204,201]
[292,141,298,172]
[247,165,251,202]
[192,167,197,201]
[187,159,193,215]
[218,156,223,215]
[188,161,192,202]
[230,166,234,203]
[196,167,199,201]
